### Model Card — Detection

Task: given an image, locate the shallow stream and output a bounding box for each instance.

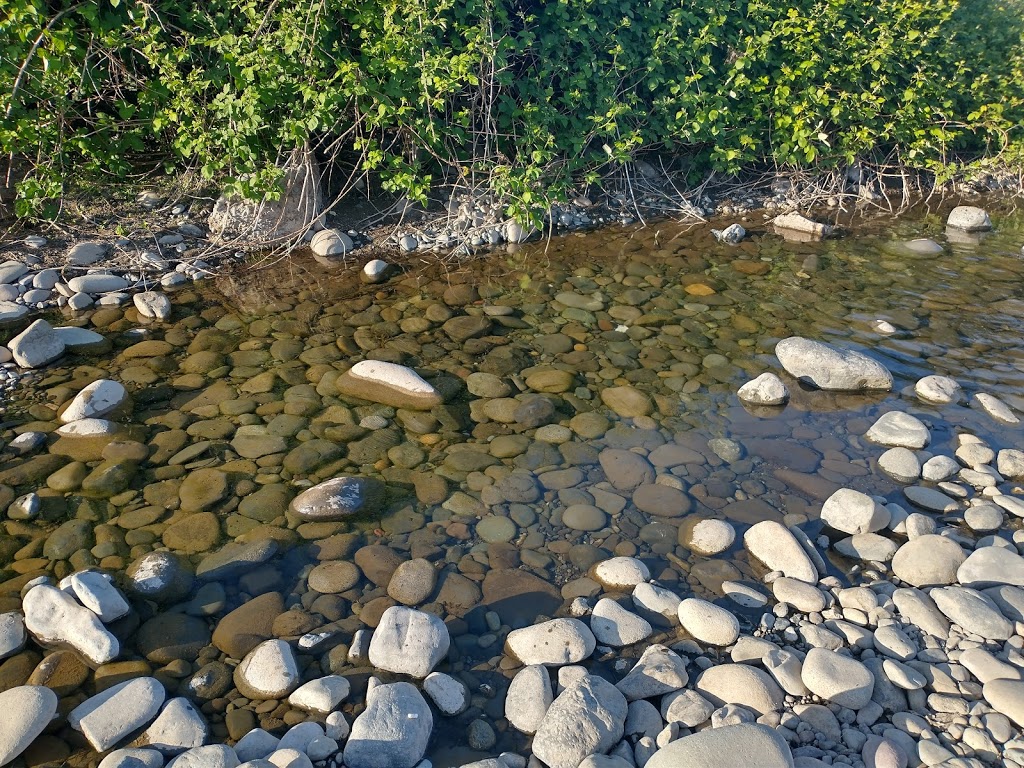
[2,201,1024,765]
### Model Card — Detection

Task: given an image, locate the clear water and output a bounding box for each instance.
[1,200,1023,765]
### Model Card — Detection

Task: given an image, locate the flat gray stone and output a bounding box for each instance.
[903,486,959,513]
[958,546,1024,589]
[931,586,1014,641]
[615,644,689,701]
[68,274,130,293]
[891,535,966,588]
[68,677,165,751]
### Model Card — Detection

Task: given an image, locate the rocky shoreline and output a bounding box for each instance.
[0,203,1023,768]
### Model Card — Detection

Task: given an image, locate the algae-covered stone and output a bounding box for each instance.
[179,468,228,512]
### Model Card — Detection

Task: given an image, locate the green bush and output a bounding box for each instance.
[2,0,1023,219]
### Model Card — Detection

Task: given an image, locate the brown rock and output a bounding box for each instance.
[482,569,562,629]
[163,511,221,553]
[28,650,91,696]
[353,545,406,587]
[435,571,483,618]
[212,592,284,659]
[632,484,692,518]
[94,660,152,691]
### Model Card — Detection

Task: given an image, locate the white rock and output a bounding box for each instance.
[772,213,834,238]
[877,448,920,483]
[645,723,793,768]
[337,360,442,410]
[660,688,714,728]
[267,749,314,768]
[166,744,240,768]
[914,375,963,404]
[324,712,348,741]
[882,659,926,690]
[892,587,950,639]
[775,337,891,391]
[615,644,688,701]
[234,729,280,762]
[98,748,165,768]
[67,241,110,266]
[743,521,818,583]
[69,570,130,622]
[973,393,1019,424]
[140,697,207,754]
[591,557,650,590]
[997,449,1024,479]
[531,676,627,768]
[902,486,959,513]
[800,648,874,709]
[55,417,122,438]
[368,606,449,678]
[23,584,119,665]
[8,319,64,368]
[764,649,809,696]
[983,679,1024,727]
[68,274,130,293]
[343,682,432,768]
[0,612,26,660]
[722,581,770,609]
[134,291,172,320]
[835,533,898,562]
[506,618,596,666]
[288,676,350,713]
[0,686,58,766]
[590,598,653,647]
[820,488,890,534]
[891,535,966,587]
[61,379,128,423]
[631,583,682,625]
[677,598,739,646]
[993,494,1024,518]
[423,672,468,715]
[947,206,991,232]
[311,229,354,257]
[957,546,1024,588]
[694,664,785,716]
[69,677,166,751]
[54,325,108,352]
[505,665,553,734]
[234,640,300,699]
[276,721,324,753]
[362,259,389,283]
[686,519,736,555]
[931,586,1014,640]
[772,578,826,613]
[737,373,789,406]
[922,455,960,482]
[865,411,930,449]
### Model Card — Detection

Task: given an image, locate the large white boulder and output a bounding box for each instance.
[775,337,892,391]
[368,606,450,678]
[531,676,627,768]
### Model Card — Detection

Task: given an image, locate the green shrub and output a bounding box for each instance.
[2,0,1023,220]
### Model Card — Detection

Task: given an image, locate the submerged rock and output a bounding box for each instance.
[288,476,384,521]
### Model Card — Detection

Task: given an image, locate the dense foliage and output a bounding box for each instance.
[2,0,1023,218]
